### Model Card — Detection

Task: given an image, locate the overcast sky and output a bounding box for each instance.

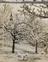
[3,0,48,2]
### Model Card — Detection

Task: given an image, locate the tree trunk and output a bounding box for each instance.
[12,39,15,53]
[35,40,38,53]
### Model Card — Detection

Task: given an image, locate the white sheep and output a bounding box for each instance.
[17,53,28,61]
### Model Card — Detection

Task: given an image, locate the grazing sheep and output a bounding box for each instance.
[17,53,28,61]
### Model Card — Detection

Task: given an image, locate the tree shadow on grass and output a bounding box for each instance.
[33,57,41,60]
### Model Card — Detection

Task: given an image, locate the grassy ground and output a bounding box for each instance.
[0,44,48,62]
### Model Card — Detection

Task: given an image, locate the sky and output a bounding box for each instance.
[2,0,48,2]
